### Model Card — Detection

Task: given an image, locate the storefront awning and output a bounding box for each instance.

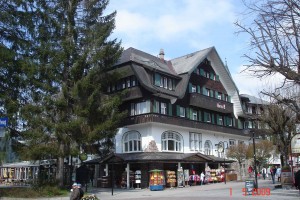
[85,152,235,164]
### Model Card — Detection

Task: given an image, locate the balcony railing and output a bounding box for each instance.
[121,113,244,136]
[189,93,233,113]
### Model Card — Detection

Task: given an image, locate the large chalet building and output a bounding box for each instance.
[88,47,268,189]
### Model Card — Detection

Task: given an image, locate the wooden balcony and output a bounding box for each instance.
[189,93,233,114]
[121,113,244,136]
[121,86,143,101]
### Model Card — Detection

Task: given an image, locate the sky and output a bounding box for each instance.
[105,0,280,96]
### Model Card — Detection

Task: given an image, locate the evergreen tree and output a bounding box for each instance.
[1,0,125,187]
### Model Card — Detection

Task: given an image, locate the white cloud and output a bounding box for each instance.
[109,0,236,49]
[232,65,287,96]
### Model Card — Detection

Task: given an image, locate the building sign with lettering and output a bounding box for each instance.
[217,102,226,109]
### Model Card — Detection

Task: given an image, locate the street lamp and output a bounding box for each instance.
[244,129,258,189]
[217,141,228,184]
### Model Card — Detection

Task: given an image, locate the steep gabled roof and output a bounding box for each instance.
[113,47,244,117]
[240,94,269,105]
[115,47,178,77]
[171,47,214,75]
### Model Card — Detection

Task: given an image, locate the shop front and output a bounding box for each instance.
[89,152,235,189]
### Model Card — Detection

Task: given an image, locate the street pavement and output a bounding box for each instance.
[1,179,299,200]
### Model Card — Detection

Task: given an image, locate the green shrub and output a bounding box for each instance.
[0,186,69,198]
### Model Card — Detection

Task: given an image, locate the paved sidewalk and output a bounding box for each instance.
[0,179,299,200]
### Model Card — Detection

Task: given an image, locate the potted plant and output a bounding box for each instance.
[281,165,291,172]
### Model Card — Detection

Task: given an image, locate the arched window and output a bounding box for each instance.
[161,131,183,152]
[204,140,213,155]
[123,131,141,153]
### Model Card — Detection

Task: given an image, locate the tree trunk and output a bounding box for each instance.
[239,162,243,181]
[56,143,65,188]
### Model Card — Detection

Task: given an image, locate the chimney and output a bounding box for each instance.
[159,48,165,60]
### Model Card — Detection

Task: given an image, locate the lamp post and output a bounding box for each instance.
[251,130,258,189]
[244,129,258,189]
[218,141,228,184]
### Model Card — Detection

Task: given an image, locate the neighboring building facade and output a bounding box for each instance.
[90,47,270,189]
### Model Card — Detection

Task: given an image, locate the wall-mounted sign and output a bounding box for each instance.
[0,117,8,127]
[291,133,300,154]
[217,102,226,109]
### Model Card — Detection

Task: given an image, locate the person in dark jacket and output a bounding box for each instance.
[70,183,82,200]
[295,170,300,192]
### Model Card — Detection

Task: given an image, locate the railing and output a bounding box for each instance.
[189,93,233,113]
[121,113,244,136]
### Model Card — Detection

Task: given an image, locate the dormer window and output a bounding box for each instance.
[154,73,175,91]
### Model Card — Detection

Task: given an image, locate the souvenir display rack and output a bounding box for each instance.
[135,170,141,189]
[149,169,164,191]
[166,170,176,188]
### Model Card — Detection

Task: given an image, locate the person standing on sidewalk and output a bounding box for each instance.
[270,166,276,184]
[248,166,253,178]
[200,171,205,185]
[261,167,267,180]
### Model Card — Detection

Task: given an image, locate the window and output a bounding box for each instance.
[206,88,210,96]
[130,101,150,116]
[163,77,168,89]
[179,106,185,117]
[191,85,196,93]
[204,112,211,122]
[192,110,197,120]
[217,92,222,100]
[162,131,182,152]
[229,139,236,147]
[123,131,141,153]
[154,73,175,91]
[127,78,131,88]
[190,132,202,151]
[161,102,167,114]
[204,140,212,155]
[217,115,223,125]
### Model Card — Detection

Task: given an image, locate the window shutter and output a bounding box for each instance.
[168,103,172,116]
[215,91,218,98]
[217,114,220,125]
[197,85,201,93]
[202,87,207,95]
[228,96,231,103]
[210,90,214,97]
[238,119,243,129]
[210,72,214,80]
[198,110,202,121]
[224,116,228,126]
[200,68,205,76]
[211,114,215,124]
[204,112,208,122]
[154,73,161,86]
[176,105,180,116]
[153,100,157,113]
[222,94,225,100]
[216,75,220,81]
[188,83,192,93]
